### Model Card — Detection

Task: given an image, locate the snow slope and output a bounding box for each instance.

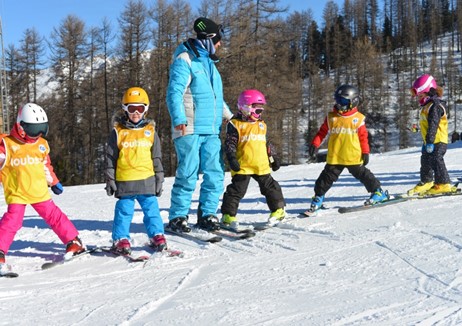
[1,142,462,325]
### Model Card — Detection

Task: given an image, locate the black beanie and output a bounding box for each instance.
[194,17,223,44]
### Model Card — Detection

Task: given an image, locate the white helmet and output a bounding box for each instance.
[17,103,49,137]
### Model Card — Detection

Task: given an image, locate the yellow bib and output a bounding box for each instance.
[115,124,155,181]
[232,119,271,175]
[419,103,448,144]
[1,136,51,204]
[326,111,365,165]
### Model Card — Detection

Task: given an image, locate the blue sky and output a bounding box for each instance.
[0,0,343,49]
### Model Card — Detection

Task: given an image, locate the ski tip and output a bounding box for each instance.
[0,272,19,278]
[298,210,318,218]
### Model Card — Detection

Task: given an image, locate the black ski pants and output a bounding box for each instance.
[221,174,285,216]
[420,143,450,184]
[314,163,381,196]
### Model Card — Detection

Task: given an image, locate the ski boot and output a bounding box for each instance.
[65,236,85,256]
[366,188,389,205]
[111,238,132,255]
[268,208,286,225]
[197,215,220,232]
[221,214,239,230]
[149,234,167,252]
[408,181,434,196]
[425,183,457,195]
[301,195,324,217]
[168,217,191,233]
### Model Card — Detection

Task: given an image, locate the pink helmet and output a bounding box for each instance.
[411,74,437,97]
[237,89,266,120]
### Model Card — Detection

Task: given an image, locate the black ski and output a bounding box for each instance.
[211,228,256,239]
[219,223,254,234]
[165,227,223,243]
[0,271,18,278]
[41,246,101,270]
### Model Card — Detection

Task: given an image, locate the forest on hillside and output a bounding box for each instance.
[2,0,462,185]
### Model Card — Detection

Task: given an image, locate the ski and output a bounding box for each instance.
[165,226,223,243]
[99,247,150,262]
[299,205,328,218]
[396,188,462,200]
[145,243,185,258]
[338,189,462,214]
[211,228,256,240]
[299,209,319,218]
[219,223,254,234]
[338,197,409,214]
[0,264,18,278]
[41,246,101,270]
[241,216,295,231]
[0,271,18,278]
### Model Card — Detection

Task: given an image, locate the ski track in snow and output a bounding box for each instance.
[121,267,201,324]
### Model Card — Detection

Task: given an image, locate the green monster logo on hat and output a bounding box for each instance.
[196,21,207,31]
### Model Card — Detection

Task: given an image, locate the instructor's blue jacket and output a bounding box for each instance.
[166,39,232,139]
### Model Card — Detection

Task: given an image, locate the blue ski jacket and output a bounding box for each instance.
[166,39,232,139]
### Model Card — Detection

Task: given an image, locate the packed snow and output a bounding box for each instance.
[1,141,462,325]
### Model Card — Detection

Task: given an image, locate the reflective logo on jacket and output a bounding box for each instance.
[115,124,155,181]
[232,119,271,175]
[1,136,51,204]
[327,111,365,165]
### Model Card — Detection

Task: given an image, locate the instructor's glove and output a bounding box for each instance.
[155,172,164,197]
[228,158,241,172]
[425,143,434,153]
[105,179,117,196]
[51,182,63,195]
[362,153,369,166]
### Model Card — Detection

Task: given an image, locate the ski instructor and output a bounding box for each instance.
[166,17,233,233]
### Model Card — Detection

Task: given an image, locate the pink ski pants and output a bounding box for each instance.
[0,199,79,254]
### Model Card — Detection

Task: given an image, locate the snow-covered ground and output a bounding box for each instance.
[1,141,462,325]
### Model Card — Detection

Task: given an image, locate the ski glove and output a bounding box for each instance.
[228,158,241,172]
[105,179,117,196]
[308,144,318,159]
[271,157,280,171]
[362,153,369,166]
[425,143,434,153]
[155,172,164,197]
[51,182,63,195]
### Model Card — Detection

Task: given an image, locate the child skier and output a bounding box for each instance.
[105,87,166,255]
[221,89,286,229]
[408,74,455,195]
[0,103,85,273]
[306,84,388,214]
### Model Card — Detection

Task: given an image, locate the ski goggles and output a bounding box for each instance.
[20,121,49,137]
[334,96,351,107]
[123,104,148,114]
[247,104,265,114]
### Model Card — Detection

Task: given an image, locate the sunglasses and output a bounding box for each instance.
[123,104,147,114]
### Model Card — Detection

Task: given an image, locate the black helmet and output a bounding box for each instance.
[334,84,360,112]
